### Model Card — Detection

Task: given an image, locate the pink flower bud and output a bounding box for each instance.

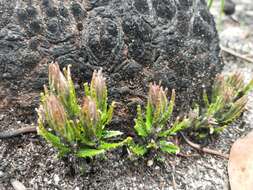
[148,83,168,109]
[91,69,106,105]
[48,63,69,97]
[229,72,244,91]
[223,86,234,103]
[82,97,99,126]
[45,94,67,130]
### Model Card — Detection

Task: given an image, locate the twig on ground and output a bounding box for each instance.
[220,45,253,63]
[177,152,199,158]
[167,161,177,190]
[171,163,177,190]
[180,132,229,159]
[0,126,37,139]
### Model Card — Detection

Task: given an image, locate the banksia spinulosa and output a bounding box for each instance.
[84,68,115,127]
[38,63,130,159]
[130,83,184,156]
[148,83,168,110]
[48,63,69,97]
[190,72,253,139]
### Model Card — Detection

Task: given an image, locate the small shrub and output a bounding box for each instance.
[37,63,131,158]
[188,73,253,139]
[129,83,190,156]
[37,63,253,161]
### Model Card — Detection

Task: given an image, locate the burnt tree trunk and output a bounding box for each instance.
[0,0,222,127]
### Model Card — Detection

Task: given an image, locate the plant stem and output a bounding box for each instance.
[0,126,37,139]
[208,0,214,9]
[221,45,253,63]
[180,132,229,159]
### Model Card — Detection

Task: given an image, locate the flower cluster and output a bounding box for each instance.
[188,72,252,139]
[37,63,253,160]
[130,83,189,156]
[37,62,130,158]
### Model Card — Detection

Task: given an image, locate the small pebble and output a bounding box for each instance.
[54,174,60,185]
[147,159,153,167]
[11,179,27,190]
[0,171,5,178]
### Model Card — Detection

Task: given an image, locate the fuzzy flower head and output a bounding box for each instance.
[148,83,168,110]
[228,72,244,91]
[44,94,67,131]
[222,86,234,103]
[48,63,69,97]
[91,69,107,107]
[82,97,100,127]
[214,75,225,90]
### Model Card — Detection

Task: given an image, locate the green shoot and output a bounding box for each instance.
[37,62,131,159]
[189,73,253,139]
[129,83,189,156]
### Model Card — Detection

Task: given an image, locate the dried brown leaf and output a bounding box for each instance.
[228,131,253,190]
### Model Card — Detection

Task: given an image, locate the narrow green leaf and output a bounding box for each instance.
[62,66,80,117]
[221,0,225,14]
[207,97,223,116]
[242,79,253,95]
[159,118,190,137]
[84,83,91,97]
[102,88,108,114]
[145,102,153,133]
[102,130,123,139]
[219,96,247,124]
[65,120,76,142]
[153,100,162,124]
[207,0,213,9]
[134,105,148,137]
[80,137,96,147]
[99,137,132,150]
[104,102,115,126]
[203,89,210,108]
[160,89,176,126]
[90,80,97,101]
[159,140,180,154]
[38,121,70,155]
[76,148,105,158]
[98,141,123,150]
[129,144,148,156]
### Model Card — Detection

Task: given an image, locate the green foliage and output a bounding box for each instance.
[188,73,253,139]
[207,0,225,30]
[38,63,252,161]
[208,0,225,10]
[207,0,214,9]
[37,63,131,158]
[129,84,190,156]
